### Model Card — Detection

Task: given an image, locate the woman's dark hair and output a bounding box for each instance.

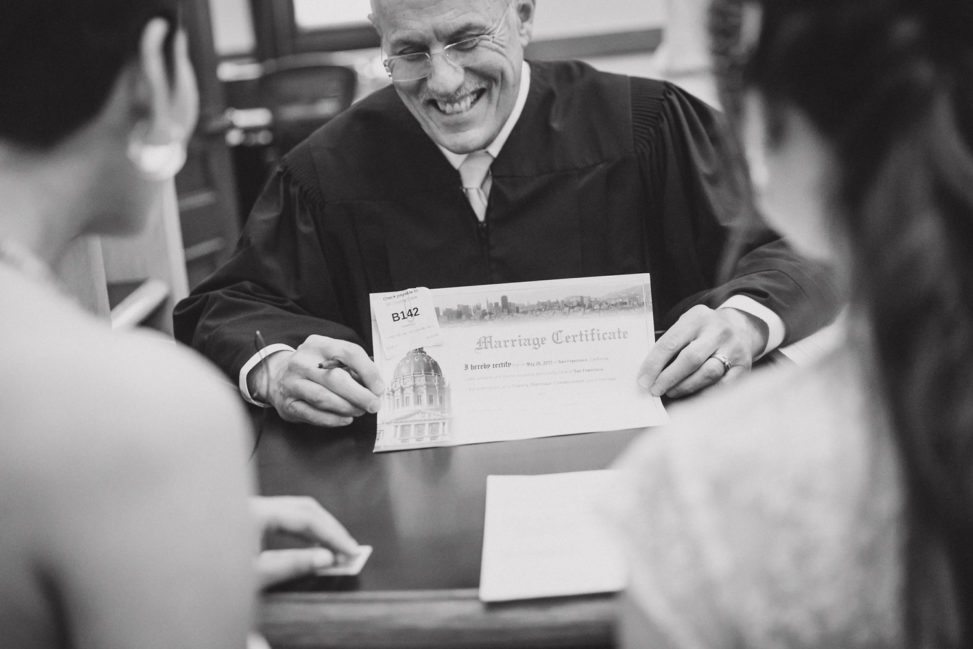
[0,0,182,150]
[712,0,973,645]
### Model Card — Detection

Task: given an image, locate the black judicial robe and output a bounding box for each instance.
[174,60,839,383]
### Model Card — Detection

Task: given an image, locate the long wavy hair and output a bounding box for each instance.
[711,0,973,645]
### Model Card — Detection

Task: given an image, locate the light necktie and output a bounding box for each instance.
[458,150,494,222]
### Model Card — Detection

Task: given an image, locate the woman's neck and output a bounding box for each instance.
[0,152,91,267]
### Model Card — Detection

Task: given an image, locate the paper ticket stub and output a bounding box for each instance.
[314,545,373,577]
[371,287,442,359]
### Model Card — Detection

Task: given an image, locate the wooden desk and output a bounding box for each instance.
[254,413,644,649]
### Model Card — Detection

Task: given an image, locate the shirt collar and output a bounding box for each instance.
[438,61,531,169]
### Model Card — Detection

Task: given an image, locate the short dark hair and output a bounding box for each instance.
[0,0,181,150]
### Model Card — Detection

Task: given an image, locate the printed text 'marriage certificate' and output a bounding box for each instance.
[370,274,668,452]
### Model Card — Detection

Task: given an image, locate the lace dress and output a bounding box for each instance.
[608,337,904,649]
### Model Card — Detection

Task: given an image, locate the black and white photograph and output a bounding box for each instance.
[3,0,964,647]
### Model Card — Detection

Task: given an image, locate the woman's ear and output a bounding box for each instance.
[125,17,198,180]
[138,18,198,140]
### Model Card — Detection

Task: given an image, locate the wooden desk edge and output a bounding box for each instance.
[260,588,617,649]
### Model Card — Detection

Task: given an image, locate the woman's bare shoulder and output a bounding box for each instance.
[0,280,253,498]
[0,279,257,649]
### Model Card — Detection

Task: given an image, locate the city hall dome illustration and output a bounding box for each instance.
[392,347,444,382]
[379,348,451,445]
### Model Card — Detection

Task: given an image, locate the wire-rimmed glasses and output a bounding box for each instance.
[382,1,513,83]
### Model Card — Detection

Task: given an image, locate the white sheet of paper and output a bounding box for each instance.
[479,470,625,602]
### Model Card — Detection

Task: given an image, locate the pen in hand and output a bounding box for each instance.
[318,357,375,385]
[255,330,354,373]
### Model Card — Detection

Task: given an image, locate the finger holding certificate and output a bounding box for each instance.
[370,275,667,452]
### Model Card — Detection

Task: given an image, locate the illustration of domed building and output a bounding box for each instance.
[378,347,451,446]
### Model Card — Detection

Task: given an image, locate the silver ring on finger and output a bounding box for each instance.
[710,353,732,374]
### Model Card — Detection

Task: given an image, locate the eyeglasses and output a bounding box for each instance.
[382,2,512,83]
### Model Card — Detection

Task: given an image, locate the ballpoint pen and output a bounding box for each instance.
[256,329,371,381]
[319,357,375,385]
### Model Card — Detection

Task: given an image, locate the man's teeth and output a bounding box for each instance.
[436,93,476,115]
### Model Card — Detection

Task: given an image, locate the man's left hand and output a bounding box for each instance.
[637,305,768,399]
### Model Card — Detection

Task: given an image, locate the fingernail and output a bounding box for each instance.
[637,374,651,390]
[650,384,664,397]
[311,548,335,569]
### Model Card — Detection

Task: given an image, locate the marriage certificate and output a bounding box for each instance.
[369,274,667,452]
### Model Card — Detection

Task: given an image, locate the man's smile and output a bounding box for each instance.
[429,88,487,116]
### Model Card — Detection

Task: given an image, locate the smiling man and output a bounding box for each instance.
[174,0,839,428]
[371,0,526,153]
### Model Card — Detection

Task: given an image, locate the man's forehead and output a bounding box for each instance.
[372,0,504,36]
[371,0,504,13]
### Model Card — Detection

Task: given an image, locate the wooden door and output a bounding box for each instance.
[177,0,242,289]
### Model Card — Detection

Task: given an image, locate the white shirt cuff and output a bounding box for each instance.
[239,343,294,406]
[718,295,785,357]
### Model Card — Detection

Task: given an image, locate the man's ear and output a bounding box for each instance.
[368,0,384,41]
[513,0,536,46]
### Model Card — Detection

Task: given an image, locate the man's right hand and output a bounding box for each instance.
[249,335,384,427]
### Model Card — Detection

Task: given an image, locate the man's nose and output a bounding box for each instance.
[425,52,465,95]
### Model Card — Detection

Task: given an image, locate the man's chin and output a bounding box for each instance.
[428,127,494,154]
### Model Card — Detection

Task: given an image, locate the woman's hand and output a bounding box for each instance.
[251,496,360,589]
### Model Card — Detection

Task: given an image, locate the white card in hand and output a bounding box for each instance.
[314,545,373,577]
